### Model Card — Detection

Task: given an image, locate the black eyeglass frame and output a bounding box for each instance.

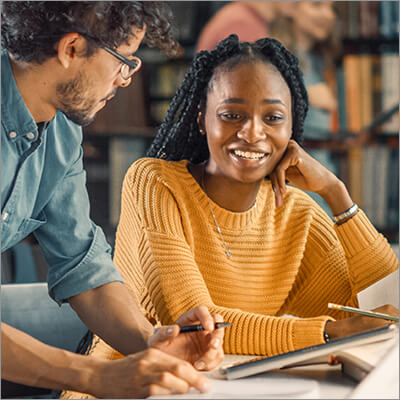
[103,46,142,80]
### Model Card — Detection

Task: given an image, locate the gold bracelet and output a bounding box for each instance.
[332,203,359,225]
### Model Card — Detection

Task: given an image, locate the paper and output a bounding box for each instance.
[151,375,320,399]
[357,269,399,309]
[205,375,320,399]
[349,338,399,399]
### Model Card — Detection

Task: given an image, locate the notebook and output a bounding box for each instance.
[218,324,398,380]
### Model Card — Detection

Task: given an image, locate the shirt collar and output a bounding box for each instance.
[1,50,41,139]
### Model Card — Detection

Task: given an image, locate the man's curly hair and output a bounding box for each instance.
[1,1,180,63]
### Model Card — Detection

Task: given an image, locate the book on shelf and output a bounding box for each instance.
[338,1,399,39]
[381,53,399,134]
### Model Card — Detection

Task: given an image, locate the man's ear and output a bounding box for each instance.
[56,33,87,69]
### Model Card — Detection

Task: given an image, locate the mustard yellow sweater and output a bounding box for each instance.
[115,158,397,355]
[60,157,398,399]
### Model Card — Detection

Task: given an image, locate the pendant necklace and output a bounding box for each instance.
[201,164,256,259]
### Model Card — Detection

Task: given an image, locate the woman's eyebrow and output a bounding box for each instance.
[221,98,286,106]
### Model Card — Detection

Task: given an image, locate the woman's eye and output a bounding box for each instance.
[219,112,241,120]
[265,115,283,122]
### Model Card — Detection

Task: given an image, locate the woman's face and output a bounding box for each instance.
[292,1,336,42]
[200,61,292,185]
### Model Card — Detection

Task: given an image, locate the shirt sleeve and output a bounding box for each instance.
[33,146,122,303]
[114,165,331,356]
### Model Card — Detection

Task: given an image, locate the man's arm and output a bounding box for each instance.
[68,281,153,355]
[2,323,210,398]
[69,282,225,370]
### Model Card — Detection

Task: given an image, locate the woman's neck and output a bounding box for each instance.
[189,162,262,213]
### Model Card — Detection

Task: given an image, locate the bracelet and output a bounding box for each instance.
[324,321,331,343]
[332,203,359,225]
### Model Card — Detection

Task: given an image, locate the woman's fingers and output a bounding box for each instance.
[194,314,225,370]
[148,324,180,347]
[176,305,214,332]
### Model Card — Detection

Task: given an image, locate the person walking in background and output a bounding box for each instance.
[1,2,224,397]
[268,1,341,213]
[196,1,287,52]
[65,35,398,373]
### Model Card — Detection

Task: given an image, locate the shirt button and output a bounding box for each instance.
[2,212,9,221]
[9,131,17,139]
[26,132,35,140]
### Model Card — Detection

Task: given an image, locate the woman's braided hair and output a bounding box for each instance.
[147,34,309,164]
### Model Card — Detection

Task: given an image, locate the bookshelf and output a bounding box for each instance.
[82,1,398,244]
[329,1,399,242]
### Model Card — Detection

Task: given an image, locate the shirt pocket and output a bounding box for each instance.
[17,211,47,237]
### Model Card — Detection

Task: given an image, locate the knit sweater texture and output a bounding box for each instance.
[60,157,398,399]
[117,158,397,353]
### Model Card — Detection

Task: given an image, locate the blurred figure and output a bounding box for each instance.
[196,1,286,52]
[269,1,341,214]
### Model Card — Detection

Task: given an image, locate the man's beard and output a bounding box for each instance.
[56,72,99,127]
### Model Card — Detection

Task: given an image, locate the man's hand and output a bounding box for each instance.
[90,348,210,398]
[148,306,225,371]
[2,324,210,399]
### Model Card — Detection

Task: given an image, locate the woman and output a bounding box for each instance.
[95,36,398,364]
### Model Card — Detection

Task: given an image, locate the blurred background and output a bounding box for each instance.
[2,1,398,284]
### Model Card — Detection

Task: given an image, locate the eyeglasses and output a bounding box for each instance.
[103,46,142,80]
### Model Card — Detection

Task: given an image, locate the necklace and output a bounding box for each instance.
[200,164,257,259]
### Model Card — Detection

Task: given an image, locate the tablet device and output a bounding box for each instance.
[219,324,398,380]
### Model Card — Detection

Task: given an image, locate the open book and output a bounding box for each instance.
[218,324,398,381]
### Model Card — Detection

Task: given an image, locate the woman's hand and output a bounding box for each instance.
[148,306,225,371]
[270,140,353,214]
[325,304,399,340]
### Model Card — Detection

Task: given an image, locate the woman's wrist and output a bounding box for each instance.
[318,178,353,216]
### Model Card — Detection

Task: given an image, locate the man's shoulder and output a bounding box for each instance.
[49,111,83,141]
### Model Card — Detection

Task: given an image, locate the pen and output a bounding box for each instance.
[328,303,399,322]
[180,322,232,333]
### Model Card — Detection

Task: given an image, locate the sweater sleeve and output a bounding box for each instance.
[334,209,398,293]
[281,207,398,322]
[114,161,331,356]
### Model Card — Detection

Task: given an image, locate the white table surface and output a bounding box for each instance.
[150,355,358,399]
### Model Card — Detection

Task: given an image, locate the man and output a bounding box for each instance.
[1,2,224,398]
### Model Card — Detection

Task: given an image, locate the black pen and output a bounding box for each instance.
[180,322,232,333]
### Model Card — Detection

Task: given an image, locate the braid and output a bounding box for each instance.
[147,34,309,162]
[253,37,309,143]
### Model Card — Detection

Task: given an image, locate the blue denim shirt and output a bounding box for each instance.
[1,51,123,303]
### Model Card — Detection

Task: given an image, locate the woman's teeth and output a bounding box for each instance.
[234,150,265,160]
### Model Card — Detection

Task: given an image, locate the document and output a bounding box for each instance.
[349,338,399,399]
[357,269,399,309]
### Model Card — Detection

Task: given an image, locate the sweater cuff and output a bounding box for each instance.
[291,316,334,349]
[334,209,378,258]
